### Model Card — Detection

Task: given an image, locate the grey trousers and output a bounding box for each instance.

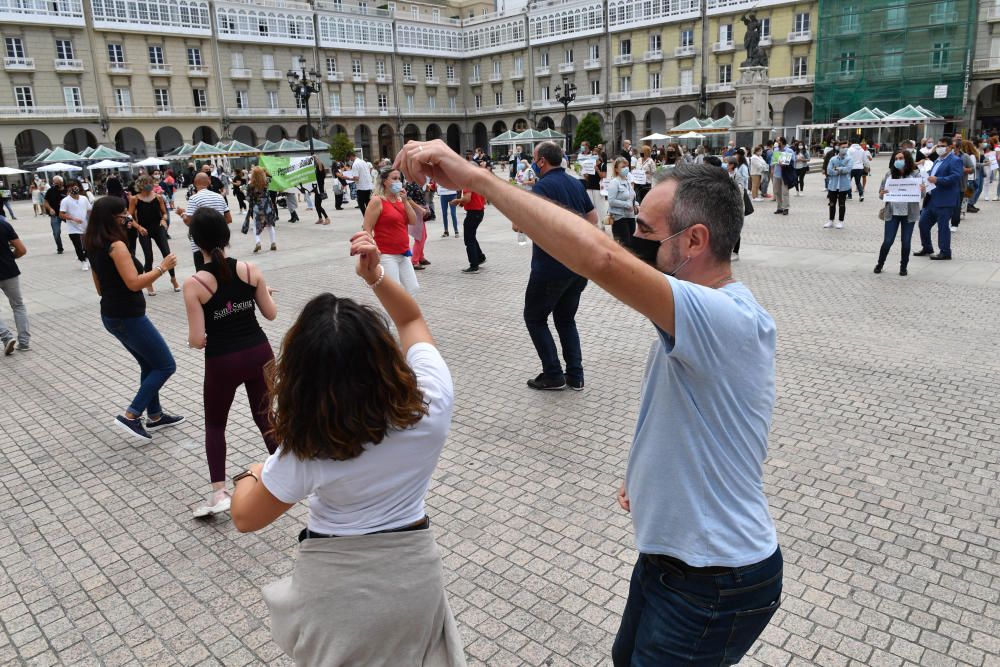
[0,276,30,346]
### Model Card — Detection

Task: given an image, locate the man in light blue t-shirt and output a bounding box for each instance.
[392,143,783,666]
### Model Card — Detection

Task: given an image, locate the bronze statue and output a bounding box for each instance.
[741,11,769,68]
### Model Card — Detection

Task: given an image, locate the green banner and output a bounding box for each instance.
[259,155,317,191]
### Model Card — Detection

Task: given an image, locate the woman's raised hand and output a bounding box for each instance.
[350,231,381,282]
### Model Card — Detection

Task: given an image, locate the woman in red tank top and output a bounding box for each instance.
[362,167,421,295]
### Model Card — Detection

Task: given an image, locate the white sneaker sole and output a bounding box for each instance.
[193,497,231,518]
[114,418,152,442]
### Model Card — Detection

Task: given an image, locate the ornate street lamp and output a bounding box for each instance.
[286,56,321,156]
[554,77,577,151]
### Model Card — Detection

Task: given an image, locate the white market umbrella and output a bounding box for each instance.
[134,156,170,167]
[35,162,82,172]
[89,159,129,170]
[640,133,672,142]
[0,167,29,175]
[677,131,707,140]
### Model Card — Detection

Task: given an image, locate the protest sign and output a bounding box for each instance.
[883,177,923,203]
[259,155,317,191]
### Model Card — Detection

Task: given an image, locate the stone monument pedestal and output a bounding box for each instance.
[732,66,770,149]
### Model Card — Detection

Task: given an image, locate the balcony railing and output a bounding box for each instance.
[511,69,525,80]
[108,105,220,117]
[402,74,417,84]
[584,58,601,70]
[352,73,369,82]
[534,65,550,76]
[558,62,575,73]
[787,30,812,43]
[229,107,310,116]
[712,41,735,52]
[613,54,633,65]
[262,68,284,79]
[489,72,503,82]
[327,71,344,81]
[675,45,696,57]
[989,6,1000,21]
[0,105,98,119]
[54,58,84,72]
[468,75,481,84]
[769,75,814,86]
[642,50,663,62]
[973,58,1000,73]
[148,63,172,75]
[230,67,252,79]
[609,86,695,102]
[425,76,439,85]
[446,77,460,86]
[707,82,733,92]
[188,65,209,77]
[107,61,131,74]
[759,36,772,46]
[352,106,367,115]
[375,73,391,83]
[3,57,35,70]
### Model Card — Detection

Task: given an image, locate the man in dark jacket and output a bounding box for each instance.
[915,137,965,260]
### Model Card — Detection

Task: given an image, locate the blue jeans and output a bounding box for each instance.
[850,168,865,198]
[101,315,176,418]
[613,548,783,666]
[878,216,915,269]
[523,274,587,382]
[918,205,952,257]
[438,193,459,233]
[969,171,984,206]
[50,215,63,252]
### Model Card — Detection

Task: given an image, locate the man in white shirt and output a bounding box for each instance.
[178,173,231,270]
[348,151,373,214]
[59,180,92,270]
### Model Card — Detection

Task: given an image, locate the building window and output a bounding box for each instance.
[448,94,456,110]
[516,88,524,104]
[681,29,694,48]
[648,72,660,89]
[154,88,170,110]
[428,93,436,109]
[719,24,733,45]
[590,79,600,95]
[446,64,455,80]
[793,56,808,78]
[883,47,902,76]
[541,85,550,100]
[193,88,207,109]
[402,61,412,77]
[432,8,439,20]
[14,86,34,108]
[326,57,338,75]
[619,39,631,56]
[405,93,414,112]
[540,51,549,67]
[232,52,244,68]
[352,58,362,75]
[492,60,501,76]
[680,69,693,90]
[115,88,132,110]
[494,91,502,108]
[235,90,248,109]
[258,19,268,36]
[355,92,365,110]
[267,90,279,109]
[148,46,164,65]
[719,64,732,84]
[187,48,202,67]
[514,55,523,73]
[425,63,434,78]
[840,51,856,75]
[932,42,950,70]
[648,34,661,52]
[619,75,630,93]
[793,12,810,33]
[329,92,341,113]
[760,18,770,41]
[474,93,482,109]
[107,43,124,64]
[358,1,368,14]
[376,60,385,76]
[411,6,418,18]
[472,62,480,78]
[5,38,25,59]
[564,49,573,63]
[841,6,859,32]
[378,92,388,111]
[589,44,599,60]
[56,40,75,60]
[886,1,906,29]
[63,86,82,110]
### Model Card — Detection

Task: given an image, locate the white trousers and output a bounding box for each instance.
[381,254,420,295]
[587,189,606,220]
[254,225,277,245]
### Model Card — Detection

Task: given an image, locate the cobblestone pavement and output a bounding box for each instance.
[1,166,998,666]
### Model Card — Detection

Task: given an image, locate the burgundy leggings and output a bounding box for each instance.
[204,341,278,483]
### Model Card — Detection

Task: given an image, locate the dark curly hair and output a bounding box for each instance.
[267,293,428,461]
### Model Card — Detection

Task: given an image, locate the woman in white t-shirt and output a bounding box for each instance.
[229,231,464,665]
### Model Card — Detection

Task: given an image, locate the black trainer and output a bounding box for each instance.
[145,413,186,431]
[567,377,584,391]
[115,415,152,442]
[527,373,566,390]
[461,265,479,273]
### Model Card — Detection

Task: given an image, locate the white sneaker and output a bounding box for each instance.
[80,261,88,271]
[950,225,959,232]
[730,253,740,262]
[752,197,764,202]
[192,489,232,518]
[823,221,833,228]
[834,221,844,229]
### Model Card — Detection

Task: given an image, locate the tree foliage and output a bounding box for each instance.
[574,113,605,150]
[329,133,355,161]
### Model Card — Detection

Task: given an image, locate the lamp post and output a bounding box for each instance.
[554,77,577,151]
[286,56,321,156]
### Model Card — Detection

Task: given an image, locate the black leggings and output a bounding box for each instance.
[463,209,485,267]
[795,167,807,192]
[69,233,87,262]
[128,227,153,271]
[315,191,328,219]
[146,226,175,278]
[827,190,847,221]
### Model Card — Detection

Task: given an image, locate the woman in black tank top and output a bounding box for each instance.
[127,174,180,294]
[184,208,279,519]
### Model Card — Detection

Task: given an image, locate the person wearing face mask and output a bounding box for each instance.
[825,143,852,229]
[749,146,767,200]
[395,141,785,665]
[128,174,179,294]
[961,140,982,215]
[876,150,922,276]
[581,147,607,221]
[606,157,637,246]
[362,167,420,294]
[914,138,964,261]
[59,180,92,270]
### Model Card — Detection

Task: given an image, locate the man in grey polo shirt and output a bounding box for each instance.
[393,142,782,665]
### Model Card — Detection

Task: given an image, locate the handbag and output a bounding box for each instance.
[877,206,886,221]
[743,189,754,216]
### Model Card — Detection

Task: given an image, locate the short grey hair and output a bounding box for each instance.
[535,141,563,167]
[661,163,743,262]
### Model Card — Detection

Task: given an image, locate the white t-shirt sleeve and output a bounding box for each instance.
[262,449,314,505]
[657,276,757,373]
[406,343,453,406]
[59,197,70,214]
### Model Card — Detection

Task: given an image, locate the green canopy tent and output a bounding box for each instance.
[163,144,193,158]
[88,145,131,160]
[258,140,283,153]
[218,140,261,156]
[77,146,96,158]
[26,148,52,165]
[669,117,713,133]
[488,130,521,147]
[41,147,85,162]
[187,142,231,158]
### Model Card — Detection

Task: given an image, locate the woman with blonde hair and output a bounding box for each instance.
[635,146,655,203]
[230,231,465,665]
[245,166,278,253]
[363,166,421,294]
[128,173,180,294]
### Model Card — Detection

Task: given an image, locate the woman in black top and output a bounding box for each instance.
[313,157,330,225]
[83,196,183,442]
[184,208,278,518]
[127,174,180,295]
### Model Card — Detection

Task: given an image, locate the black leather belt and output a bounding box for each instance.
[643,553,734,576]
[298,516,430,542]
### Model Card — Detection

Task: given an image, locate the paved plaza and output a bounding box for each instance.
[1,161,999,666]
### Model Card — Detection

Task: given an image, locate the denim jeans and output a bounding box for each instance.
[850,168,865,198]
[918,205,952,257]
[0,276,29,346]
[523,274,587,382]
[759,171,770,196]
[878,215,915,269]
[969,171,984,206]
[438,194,459,233]
[50,215,63,252]
[101,314,176,418]
[612,548,783,666]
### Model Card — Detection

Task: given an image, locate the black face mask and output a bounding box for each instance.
[628,235,662,266]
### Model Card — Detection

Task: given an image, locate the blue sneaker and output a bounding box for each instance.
[115,415,152,442]
[145,413,185,431]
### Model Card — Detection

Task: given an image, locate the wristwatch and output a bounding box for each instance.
[232,469,259,485]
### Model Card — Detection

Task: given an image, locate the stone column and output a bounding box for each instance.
[733,66,770,149]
